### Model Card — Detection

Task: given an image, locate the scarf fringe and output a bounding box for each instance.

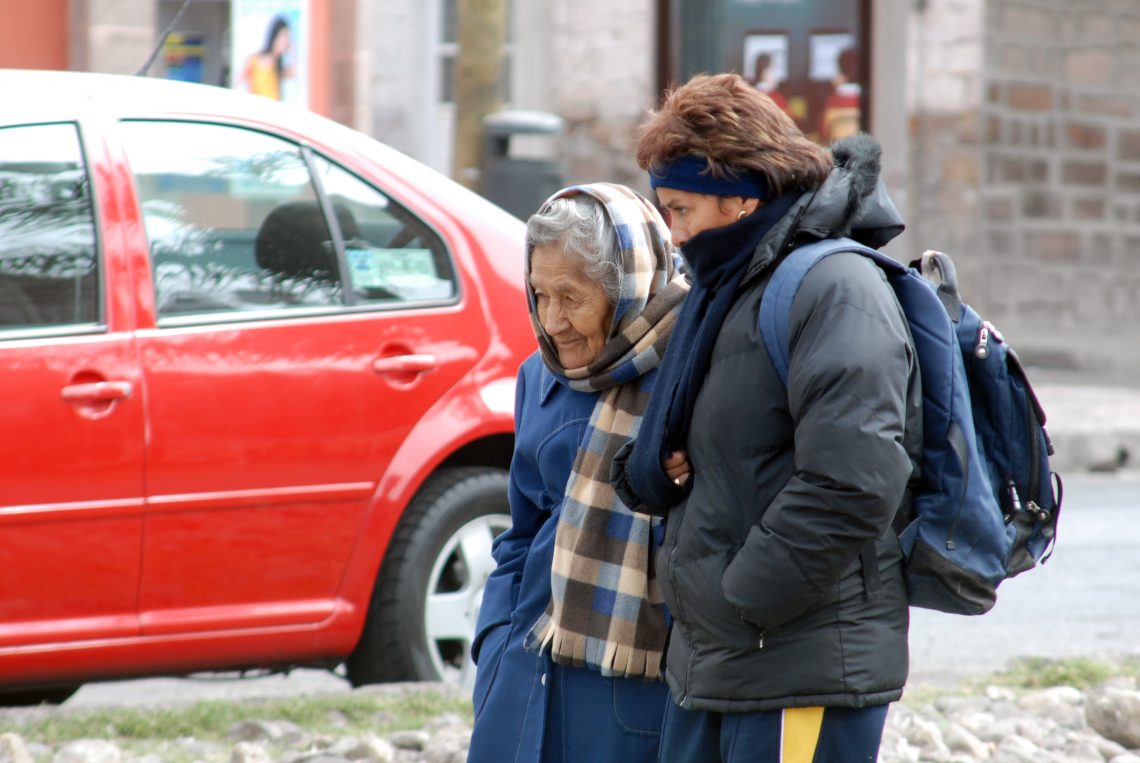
[536,618,663,680]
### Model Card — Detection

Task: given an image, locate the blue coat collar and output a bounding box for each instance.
[538,362,560,405]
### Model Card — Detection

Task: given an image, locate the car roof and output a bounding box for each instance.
[1,68,306,123]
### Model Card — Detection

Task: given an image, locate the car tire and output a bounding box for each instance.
[346,467,510,688]
[0,685,79,706]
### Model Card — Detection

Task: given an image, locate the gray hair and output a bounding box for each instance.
[526,195,622,305]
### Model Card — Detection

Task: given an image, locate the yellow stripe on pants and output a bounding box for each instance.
[781,706,824,763]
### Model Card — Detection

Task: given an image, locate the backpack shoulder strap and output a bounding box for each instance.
[759,237,890,386]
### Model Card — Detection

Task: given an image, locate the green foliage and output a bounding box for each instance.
[7,690,472,745]
[985,655,1140,690]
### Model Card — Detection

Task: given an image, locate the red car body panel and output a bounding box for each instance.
[0,71,535,690]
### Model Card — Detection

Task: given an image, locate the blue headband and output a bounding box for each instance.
[648,155,771,200]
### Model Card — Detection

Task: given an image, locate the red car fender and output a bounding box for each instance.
[334,370,518,624]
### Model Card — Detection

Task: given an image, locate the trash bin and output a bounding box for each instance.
[480,110,565,220]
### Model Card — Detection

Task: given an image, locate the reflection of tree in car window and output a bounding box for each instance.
[120,120,344,317]
[0,124,99,326]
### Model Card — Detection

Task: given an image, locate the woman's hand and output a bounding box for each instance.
[663,450,691,487]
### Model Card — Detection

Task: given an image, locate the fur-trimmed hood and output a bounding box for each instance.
[744,133,905,283]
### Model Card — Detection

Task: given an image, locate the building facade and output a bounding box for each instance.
[1,0,1136,376]
[905,0,1140,377]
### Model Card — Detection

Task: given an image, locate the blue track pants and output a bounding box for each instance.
[658,701,890,763]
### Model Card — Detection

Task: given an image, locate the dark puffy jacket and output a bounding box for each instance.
[652,135,923,712]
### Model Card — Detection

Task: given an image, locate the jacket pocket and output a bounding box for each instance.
[471,621,512,720]
[672,551,763,651]
[611,676,668,735]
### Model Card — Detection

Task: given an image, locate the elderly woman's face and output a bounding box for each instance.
[529,244,614,369]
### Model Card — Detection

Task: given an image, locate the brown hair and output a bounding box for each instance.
[636,73,833,198]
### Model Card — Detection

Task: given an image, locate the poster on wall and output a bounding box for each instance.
[737,26,862,145]
[741,33,791,117]
[230,0,308,106]
[809,32,860,144]
[163,32,205,83]
[715,0,867,146]
[808,32,855,81]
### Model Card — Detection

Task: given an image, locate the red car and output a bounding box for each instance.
[0,70,534,704]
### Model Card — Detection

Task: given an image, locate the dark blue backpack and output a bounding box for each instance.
[759,237,1062,615]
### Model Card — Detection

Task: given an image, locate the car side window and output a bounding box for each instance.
[310,155,458,305]
[119,120,343,319]
[0,123,100,330]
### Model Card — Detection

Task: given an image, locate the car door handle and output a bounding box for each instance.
[61,381,134,403]
[371,354,438,375]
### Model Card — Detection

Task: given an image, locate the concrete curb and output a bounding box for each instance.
[1034,384,1140,475]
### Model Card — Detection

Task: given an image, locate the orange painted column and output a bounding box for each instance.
[0,0,69,70]
[308,0,331,117]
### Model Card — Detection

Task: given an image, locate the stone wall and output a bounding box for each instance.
[909,0,1140,377]
[548,0,657,192]
[903,0,985,264]
[72,0,157,75]
[363,1,422,157]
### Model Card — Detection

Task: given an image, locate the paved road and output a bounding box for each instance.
[66,472,1139,707]
[908,470,1140,686]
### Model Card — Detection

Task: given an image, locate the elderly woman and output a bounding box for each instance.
[467,183,688,762]
[614,73,923,762]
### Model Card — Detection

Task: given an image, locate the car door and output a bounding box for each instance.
[0,121,145,649]
[117,120,488,636]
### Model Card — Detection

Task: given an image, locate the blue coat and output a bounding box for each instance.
[467,352,668,763]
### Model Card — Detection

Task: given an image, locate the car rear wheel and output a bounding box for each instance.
[346,467,510,690]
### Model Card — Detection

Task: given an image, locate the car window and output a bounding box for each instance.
[309,155,458,304]
[0,123,100,330]
[120,120,343,319]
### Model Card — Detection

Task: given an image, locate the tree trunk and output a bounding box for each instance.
[452,0,507,191]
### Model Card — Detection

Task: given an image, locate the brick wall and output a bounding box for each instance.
[909,0,1140,376]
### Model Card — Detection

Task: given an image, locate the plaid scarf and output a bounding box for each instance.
[524,183,688,679]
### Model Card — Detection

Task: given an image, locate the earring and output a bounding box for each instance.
[737,209,747,220]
